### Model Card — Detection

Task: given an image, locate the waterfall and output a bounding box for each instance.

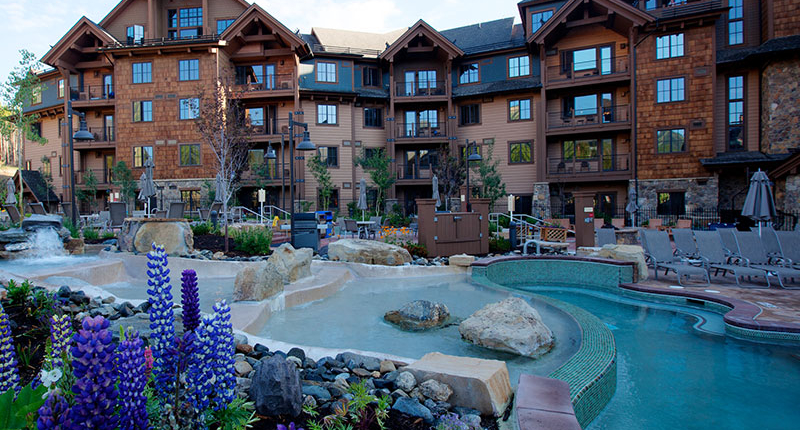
[26,228,68,259]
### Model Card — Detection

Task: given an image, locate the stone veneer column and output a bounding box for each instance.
[532,182,551,219]
[783,175,800,212]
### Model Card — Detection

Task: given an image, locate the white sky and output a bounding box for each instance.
[0,0,522,85]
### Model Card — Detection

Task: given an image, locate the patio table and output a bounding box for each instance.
[356,221,375,239]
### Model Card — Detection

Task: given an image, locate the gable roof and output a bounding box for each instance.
[41,17,117,69]
[220,3,309,56]
[440,17,526,55]
[13,170,59,203]
[529,0,653,44]
[99,0,250,29]
[379,20,464,61]
[312,27,406,52]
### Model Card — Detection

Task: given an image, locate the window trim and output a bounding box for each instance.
[316,103,339,126]
[168,7,203,40]
[459,103,481,126]
[655,75,687,104]
[133,146,154,168]
[126,24,145,44]
[317,146,339,169]
[508,98,532,122]
[178,143,202,166]
[315,61,338,84]
[362,66,381,88]
[362,107,384,129]
[216,18,236,34]
[57,79,65,99]
[178,59,200,81]
[132,62,153,84]
[655,127,688,154]
[458,62,480,85]
[727,0,744,46]
[530,8,555,34]
[507,55,531,79]
[508,140,533,165]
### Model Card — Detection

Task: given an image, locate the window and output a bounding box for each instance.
[363,67,380,87]
[364,147,382,161]
[57,79,64,98]
[179,98,199,120]
[126,25,144,44]
[25,160,31,170]
[132,101,153,122]
[179,144,201,166]
[317,146,338,167]
[572,48,597,71]
[319,188,339,210]
[573,95,597,116]
[168,8,203,39]
[530,10,553,33]
[316,62,337,83]
[728,0,743,45]
[508,56,530,78]
[58,118,63,137]
[459,63,479,84]
[656,34,684,59]
[656,129,686,153]
[59,156,62,177]
[31,87,41,104]
[179,59,199,81]
[181,190,201,211]
[402,70,438,95]
[510,142,532,164]
[133,146,153,167]
[563,140,598,160]
[460,104,480,125]
[657,191,686,216]
[317,104,337,124]
[132,62,152,83]
[41,158,51,177]
[656,77,685,103]
[248,149,265,169]
[30,122,41,138]
[509,99,531,121]
[364,108,382,128]
[728,75,744,150]
[217,19,235,34]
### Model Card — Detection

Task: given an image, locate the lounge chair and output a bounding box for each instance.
[611,218,625,229]
[154,209,168,219]
[595,228,616,247]
[750,226,783,259]
[108,202,127,230]
[672,228,699,259]
[776,231,800,269]
[199,202,222,222]
[28,202,47,215]
[641,229,710,286]
[716,228,740,258]
[694,230,770,288]
[368,216,382,239]
[4,204,21,224]
[167,201,186,219]
[647,218,663,230]
[344,219,359,238]
[734,231,800,289]
[676,219,692,229]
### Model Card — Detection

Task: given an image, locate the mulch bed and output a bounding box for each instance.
[193,233,266,258]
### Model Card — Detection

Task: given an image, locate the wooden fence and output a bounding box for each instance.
[416,198,489,257]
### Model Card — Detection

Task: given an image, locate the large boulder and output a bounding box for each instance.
[65,238,85,255]
[268,243,312,283]
[598,244,648,282]
[233,262,284,301]
[384,300,451,331]
[459,297,553,358]
[118,219,193,255]
[250,355,303,417]
[328,239,412,266]
[21,214,63,232]
[448,254,475,267]
[0,228,31,244]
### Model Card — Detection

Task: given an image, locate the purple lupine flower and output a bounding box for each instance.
[37,392,71,430]
[0,303,20,394]
[277,423,304,430]
[146,243,177,399]
[68,316,118,430]
[187,315,216,413]
[209,300,236,409]
[49,314,72,370]
[180,269,200,332]
[117,329,149,430]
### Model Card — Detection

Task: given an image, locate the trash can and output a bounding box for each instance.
[315,211,333,238]
[293,212,320,252]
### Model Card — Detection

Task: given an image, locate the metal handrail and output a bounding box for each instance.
[395,81,447,97]
[230,206,270,224]
[263,205,290,220]
[106,34,220,48]
[312,44,382,57]
[547,105,630,129]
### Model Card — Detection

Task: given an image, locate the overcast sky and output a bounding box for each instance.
[0,0,522,85]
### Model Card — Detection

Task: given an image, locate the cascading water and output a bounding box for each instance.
[25,227,68,259]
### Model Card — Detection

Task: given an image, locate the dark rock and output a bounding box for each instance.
[454,406,481,418]
[57,286,71,297]
[103,238,117,245]
[317,357,344,369]
[392,397,433,423]
[302,385,332,401]
[331,367,347,374]
[346,376,360,385]
[372,378,393,390]
[303,372,324,383]
[118,302,135,318]
[384,371,399,383]
[250,355,303,417]
[272,351,287,359]
[384,300,451,331]
[70,291,89,305]
[352,368,372,378]
[134,301,151,313]
[254,343,269,353]
[321,372,337,382]
[326,383,346,398]
[335,352,381,372]
[287,347,306,362]
[303,357,317,369]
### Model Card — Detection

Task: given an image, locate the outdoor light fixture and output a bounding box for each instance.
[464,139,482,211]
[295,131,316,151]
[66,99,95,225]
[287,112,316,247]
[265,144,277,160]
[72,118,94,142]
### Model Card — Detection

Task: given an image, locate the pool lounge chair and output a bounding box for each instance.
[595,228,616,247]
[776,231,800,269]
[167,201,185,219]
[694,230,771,288]
[4,204,21,224]
[28,202,47,215]
[672,228,699,259]
[641,229,709,286]
[749,226,784,259]
[108,202,127,230]
[716,228,740,258]
[733,230,800,289]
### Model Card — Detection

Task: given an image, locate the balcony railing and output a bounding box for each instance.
[546,56,629,84]
[70,85,114,101]
[648,0,723,19]
[312,44,382,57]
[547,154,631,176]
[87,126,115,142]
[395,81,447,97]
[547,105,630,130]
[395,122,447,139]
[76,169,113,185]
[397,163,436,180]
[242,167,289,182]
[106,34,220,48]
[236,74,295,93]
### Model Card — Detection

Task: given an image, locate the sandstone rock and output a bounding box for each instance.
[65,238,85,255]
[236,343,253,354]
[328,239,412,266]
[233,262,284,301]
[119,219,194,255]
[419,379,453,402]
[598,244,648,282]
[458,297,553,358]
[250,355,303,417]
[234,360,253,377]
[380,360,396,374]
[268,243,312,283]
[448,254,475,267]
[212,251,225,260]
[395,371,416,392]
[21,214,63,232]
[384,300,451,331]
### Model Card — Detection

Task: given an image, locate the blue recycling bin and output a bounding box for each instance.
[315,211,333,238]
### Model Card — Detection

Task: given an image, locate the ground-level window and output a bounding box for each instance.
[657,191,685,215]
[317,146,338,167]
[728,75,744,150]
[181,189,201,212]
[318,188,339,210]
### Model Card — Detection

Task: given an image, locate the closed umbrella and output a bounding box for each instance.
[214,172,224,202]
[432,175,440,209]
[5,179,16,205]
[625,187,638,227]
[357,178,368,221]
[741,169,776,236]
[138,158,156,216]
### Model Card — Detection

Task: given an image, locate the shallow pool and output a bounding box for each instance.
[0,255,100,275]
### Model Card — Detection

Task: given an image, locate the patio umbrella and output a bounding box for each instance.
[5,179,16,205]
[214,172,224,202]
[357,178,368,221]
[138,158,157,216]
[741,169,776,236]
[432,175,441,209]
[625,187,638,227]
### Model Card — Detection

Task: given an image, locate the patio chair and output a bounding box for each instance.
[647,218,663,230]
[28,202,47,215]
[611,218,625,229]
[94,211,110,230]
[167,201,186,219]
[344,219,359,238]
[334,217,345,236]
[672,228,699,259]
[716,228,740,258]
[733,230,800,289]
[776,231,800,269]
[154,209,168,219]
[108,202,127,230]
[641,229,709,286]
[676,219,692,229]
[749,226,783,259]
[368,216,382,239]
[595,228,616,247]
[409,222,418,235]
[199,202,222,222]
[3,204,21,224]
[694,230,771,288]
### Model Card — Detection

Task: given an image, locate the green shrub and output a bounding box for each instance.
[101,231,116,240]
[82,228,99,240]
[489,237,511,253]
[62,218,80,238]
[192,222,212,236]
[498,216,510,229]
[231,226,273,256]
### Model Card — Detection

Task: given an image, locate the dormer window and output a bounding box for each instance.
[168,7,203,39]
[126,25,144,44]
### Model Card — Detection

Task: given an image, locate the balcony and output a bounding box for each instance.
[394,81,447,100]
[241,167,289,184]
[105,34,220,49]
[70,86,115,107]
[395,122,448,141]
[647,0,723,19]
[74,126,115,149]
[546,153,631,182]
[246,124,288,142]
[396,163,435,183]
[546,56,629,88]
[236,74,295,98]
[546,105,631,135]
[76,169,114,186]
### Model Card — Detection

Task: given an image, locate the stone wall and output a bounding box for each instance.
[153,178,212,206]
[532,182,550,219]
[777,174,800,212]
[761,56,800,155]
[717,171,749,211]
[635,176,718,211]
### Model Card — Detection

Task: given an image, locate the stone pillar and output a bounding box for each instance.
[784,175,800,212]
[532,182,551,219]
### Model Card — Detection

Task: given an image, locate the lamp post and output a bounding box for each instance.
[66,99,95,225]
[464,139,482,212]
[263,143,277,221]
[287,112,316,247]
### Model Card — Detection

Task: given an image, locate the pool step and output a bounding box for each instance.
[516,374,581,430]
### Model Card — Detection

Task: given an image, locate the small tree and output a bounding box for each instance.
[113,161,137,208]
[76,170,99,212]
[472,141,506,207]
[0,50,47,215]
[433,144,465,211]
[308,152,333,210]
[355,148,395,216]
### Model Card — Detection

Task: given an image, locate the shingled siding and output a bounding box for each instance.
[635,25,715,181]
[773,0,800,39]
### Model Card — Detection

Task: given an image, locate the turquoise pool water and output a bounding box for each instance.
[527,287,800,430]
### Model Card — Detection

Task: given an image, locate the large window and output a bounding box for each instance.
[656,77,685,103]
[363,67,380,87]
[317,146,338,167]
[563,140,598,160]
[126,25,144,44]
[217,19,235,34]
[132,62,152,84]
[656,34,684,59]
[235,64,276,89]
[179,98,199,120]
[133,146,153,167]
[459,63,479,84]
[57,79,64,98]
[181,190,201,211]
[728,75,744,150]
[316,62,337,83]
[364,108,382,128]
[530,10,553,33]
[179,144,201,166]
[573,95,598,116]
[402,70,438,95]
[657,191,685,215]
[460,104,480,125]
[179,59,199,81]
[509,141,532,164]
[168,7,203,39]
[508,56,530,78]
[132,101,153,122]
[656,129,686,154]
[728,0,743,45]
[317,104,337,125]
[509,99,531,121]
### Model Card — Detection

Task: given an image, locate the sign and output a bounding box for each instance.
[460,194,465,202]
[507,194,515,212]
[258,188,266,203]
